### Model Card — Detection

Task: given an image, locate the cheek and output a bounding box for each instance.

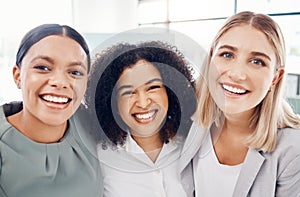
[257,79,273,95]
[254,71,274,90]
[208,64,220,87]
[157,90,169,110]
[209,58,224,76]
[20,73,40,96]
[117,98,131,116]
[163,96,169,110]
[74,79,87,97]
[21,72,38,86]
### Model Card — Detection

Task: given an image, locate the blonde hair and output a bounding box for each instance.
[196,11,300,152]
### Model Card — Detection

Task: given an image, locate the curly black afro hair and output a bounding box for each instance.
[85,40,197,146]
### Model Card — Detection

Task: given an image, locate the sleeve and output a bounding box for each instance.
[276,155,300,196]
[0,153,5,196]
[0,187,7,197]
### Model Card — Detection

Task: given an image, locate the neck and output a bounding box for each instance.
[131,131,163,162]
[212,110,254,165]
[223,109,255,135]
[7,110,67,143]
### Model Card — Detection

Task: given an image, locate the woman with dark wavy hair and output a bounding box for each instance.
[85,40,196,197]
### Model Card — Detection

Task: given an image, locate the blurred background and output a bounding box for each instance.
[0,0,299,113]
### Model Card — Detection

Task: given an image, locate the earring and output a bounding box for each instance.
[17,81,21,89]
[269,84,275,92]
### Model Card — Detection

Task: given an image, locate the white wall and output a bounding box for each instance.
[72,0,139,33]
[0,0,139,104]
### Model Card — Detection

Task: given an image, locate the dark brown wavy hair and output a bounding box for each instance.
[86,41,196,146]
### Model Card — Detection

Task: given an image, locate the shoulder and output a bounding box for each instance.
[266,128,300,170]
[1,102,23,116]
[182,120,209,153]
[0,102,22,138]
[276,127,300,154]
[70,108,102,158]
[266,128,300,192]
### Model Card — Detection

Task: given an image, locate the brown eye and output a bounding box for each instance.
[148,85,161,91]
[69,70,84,76]
[34,65,50,71]
[121,90,135,96]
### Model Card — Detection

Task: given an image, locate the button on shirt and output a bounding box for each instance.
[98,134,187,197]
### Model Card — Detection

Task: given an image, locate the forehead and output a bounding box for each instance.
[22,35,87,65]
[26,35,81,53]
[217,25,276,56]
[117,60,162,88]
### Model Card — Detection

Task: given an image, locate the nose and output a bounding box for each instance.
[226,61,247,81]
[135,92,151,109]
[48,71,69,89]
[227,69,247,81]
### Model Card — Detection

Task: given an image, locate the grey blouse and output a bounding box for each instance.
[0,102,102,197]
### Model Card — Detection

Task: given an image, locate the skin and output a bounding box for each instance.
[116,60,169,161]
[208,25,284,165]
[8,35,88,143]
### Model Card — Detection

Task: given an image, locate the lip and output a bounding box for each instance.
[132,109,158,124]
[220,82,249,97]
[39,93,72,110]
[222,82,247,90]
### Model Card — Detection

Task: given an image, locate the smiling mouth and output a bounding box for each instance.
[133,110,157,122]
[40,94,72,104]
[222,84,248,95]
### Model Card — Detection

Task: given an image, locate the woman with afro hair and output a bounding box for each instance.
[85,40,197,197]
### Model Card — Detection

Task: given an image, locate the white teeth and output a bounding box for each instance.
[42,95,69,103]
[222,84,246,94]
[135,111,156,120]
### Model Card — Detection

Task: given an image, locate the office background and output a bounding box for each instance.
[0,0,299,113]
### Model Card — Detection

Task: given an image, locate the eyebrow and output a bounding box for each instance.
[218,45,271,61]
[145,78,163,85]
[218,45,237,52]
[31,55,54,64]
[31,55,87,70]
[117,78,163,92]
[250,51,271,61]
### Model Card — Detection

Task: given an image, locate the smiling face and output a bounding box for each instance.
[116,60,169,138]
[13,35,88,126]
[208,24,281,118]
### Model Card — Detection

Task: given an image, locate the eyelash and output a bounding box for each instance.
[34,65,50,71]
[121,91,135,96]
[148,85,161,91]
[250,59,266,67]
[219,52,267,67]
[220,52,233,59]
[120,85,163,96]
[69,70,85,77]
[34,65,85,77]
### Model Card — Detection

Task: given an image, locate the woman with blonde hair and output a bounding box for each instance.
[180,11,300,196]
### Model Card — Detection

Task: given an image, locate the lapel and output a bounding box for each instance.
[179,121,208,173]
[233,148,265,197]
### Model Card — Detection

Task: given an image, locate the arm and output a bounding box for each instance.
[276,155,300,197]
[0,154,6,196]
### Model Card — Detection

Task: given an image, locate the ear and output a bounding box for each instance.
[271,67,284,88]
[12,65,21,89]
